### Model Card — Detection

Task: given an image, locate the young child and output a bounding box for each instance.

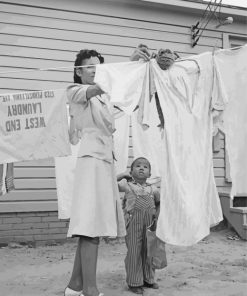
[117,157,160,295]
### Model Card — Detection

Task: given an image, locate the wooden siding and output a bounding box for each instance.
[0,0,245,211]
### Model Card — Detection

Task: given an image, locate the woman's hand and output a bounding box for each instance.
[86,84,104,100]
[130,44,151,61]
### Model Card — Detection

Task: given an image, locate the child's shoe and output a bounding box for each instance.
[143,281,159,289]
[80,293,104,296]
[128,285,143,294]
[64,287,83,296]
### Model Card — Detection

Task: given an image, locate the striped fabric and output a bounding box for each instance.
[0,163,15,196]
[124,187,156,287]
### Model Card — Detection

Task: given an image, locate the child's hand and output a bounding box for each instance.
[149,214,157,231]
[122,173,132,181]
[152,213,158,222]
[117,171,132,182]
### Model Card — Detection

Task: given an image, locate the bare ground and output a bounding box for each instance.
[0,227,246,296]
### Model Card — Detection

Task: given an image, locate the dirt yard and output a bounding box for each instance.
[0,226,246,296]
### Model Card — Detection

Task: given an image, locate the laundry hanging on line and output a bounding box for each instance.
[56,51,226,244]
[0,89,71,164]
[213,44,247,198]
[94,51,227,246]
[151,53,225,246]
[0,163,14,197]
[0,46,246,246]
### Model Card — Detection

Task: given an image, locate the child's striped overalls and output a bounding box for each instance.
[121,180,157,287]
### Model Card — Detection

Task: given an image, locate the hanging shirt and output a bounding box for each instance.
[94,61,151,115]
[0,163,7,196]
[55,143,80,219]
[151,53,225,246]
[131,96,163,183]
[213,45,247,197]
[0,163,15,196]
[114,111,131,174]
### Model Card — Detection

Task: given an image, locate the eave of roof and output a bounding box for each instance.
[140,0,247,17]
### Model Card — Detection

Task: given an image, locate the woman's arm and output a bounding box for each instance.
[67,84,104,105]
[86,84,104,100]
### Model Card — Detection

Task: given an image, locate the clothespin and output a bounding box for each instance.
[212,38,222,56]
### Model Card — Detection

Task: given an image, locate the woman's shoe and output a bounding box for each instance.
[64,287,83,296]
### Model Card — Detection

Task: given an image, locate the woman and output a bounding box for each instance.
[64,46,150,296]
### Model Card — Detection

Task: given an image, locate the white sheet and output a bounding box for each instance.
[214,45,247,197]
[151,54,224,246]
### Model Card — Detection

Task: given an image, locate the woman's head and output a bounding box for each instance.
[73,49,104,85]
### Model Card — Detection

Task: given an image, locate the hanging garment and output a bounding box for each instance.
[213,45,247,197]
[95,60,161,182]
[114,111,131,174]
[94,61,150,115]
[0,89,71,163]
[55,105,78,219]
[131,96,163,183]
[151,53,225,246]
[0,163,15,196]
[0,163,7,196]
[55,143,80,219]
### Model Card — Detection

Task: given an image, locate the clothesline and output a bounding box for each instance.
[0,61,139,75]
[0,45,244,76]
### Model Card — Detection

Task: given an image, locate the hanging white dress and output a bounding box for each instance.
[151,53,225,245]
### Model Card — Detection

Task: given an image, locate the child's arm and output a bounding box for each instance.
[117,173,126,182]
[117,172,131,182]
[117,173,131,192]
[117,170,132,191]
[117,176,129,210]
